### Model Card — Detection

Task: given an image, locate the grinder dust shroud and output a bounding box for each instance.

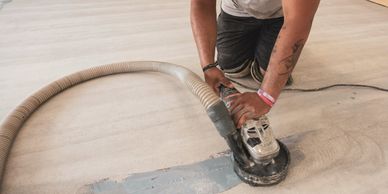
[0,61,290,190]
[233,140,290,186]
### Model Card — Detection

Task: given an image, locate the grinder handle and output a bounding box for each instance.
[219,84,240,100]
[219,84,241,112]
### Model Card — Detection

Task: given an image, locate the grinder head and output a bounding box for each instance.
[241,117,280,164]
[233,139,290,186]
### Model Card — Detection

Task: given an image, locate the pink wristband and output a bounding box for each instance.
[257,89,275,107]
[258,95,273,107]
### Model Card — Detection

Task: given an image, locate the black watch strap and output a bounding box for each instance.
[202,62,218,72]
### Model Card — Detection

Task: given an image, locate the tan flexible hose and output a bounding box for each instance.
[0,61,221,185]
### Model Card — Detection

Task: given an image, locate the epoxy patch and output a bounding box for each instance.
[81,154,242,194]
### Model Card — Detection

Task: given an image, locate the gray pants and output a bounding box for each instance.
[216,10,283,78]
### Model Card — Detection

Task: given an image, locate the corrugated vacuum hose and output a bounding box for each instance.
[0,61,228,185]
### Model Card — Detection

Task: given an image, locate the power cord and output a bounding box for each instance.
[229,79,388,93]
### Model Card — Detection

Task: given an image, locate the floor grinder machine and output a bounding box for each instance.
[0,61,290,189]
[217,85,290,186]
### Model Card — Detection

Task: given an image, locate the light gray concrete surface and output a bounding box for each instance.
[1,0,388,193]
[0,0,11,10]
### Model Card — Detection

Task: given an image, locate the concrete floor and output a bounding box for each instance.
[1,0,388,193]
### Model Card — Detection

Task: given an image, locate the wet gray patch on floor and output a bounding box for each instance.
[80,153,242,194]
[0,0,11,10]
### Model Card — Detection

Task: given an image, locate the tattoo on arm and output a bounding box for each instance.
[271,25,285,55]
[278,39,305,76]
[272,45,277,54]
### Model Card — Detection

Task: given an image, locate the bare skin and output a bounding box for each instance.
[190,0,233,93]
[191,0,320,128]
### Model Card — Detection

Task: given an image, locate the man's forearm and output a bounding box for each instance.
[190,0,217,68]
[261,20,310,100]
[261,0,320,100]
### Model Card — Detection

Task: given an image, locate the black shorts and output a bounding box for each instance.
[216,10,284,74]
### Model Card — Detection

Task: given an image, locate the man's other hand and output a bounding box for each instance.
[229,92,271,128]
[204,67,234,94]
